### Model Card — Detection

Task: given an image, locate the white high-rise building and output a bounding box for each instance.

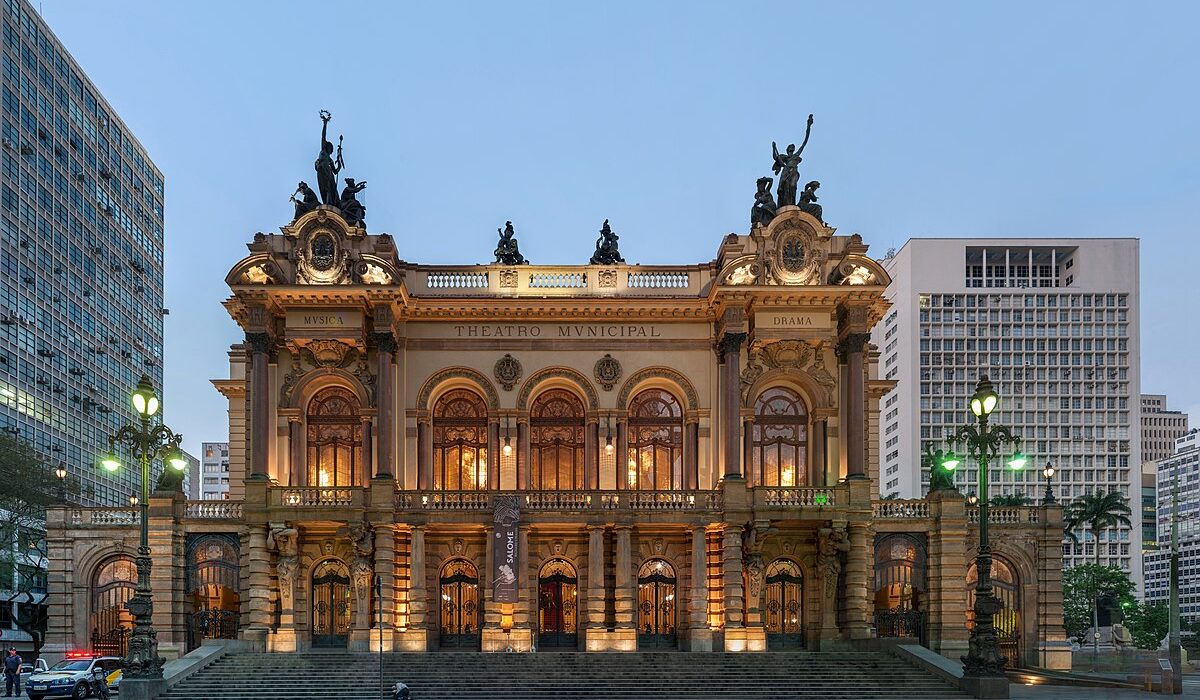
[198,441,230,500]
[875,238,1141,582]
[1145,429,1200,620]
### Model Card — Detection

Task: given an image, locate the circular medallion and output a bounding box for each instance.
[593,353,621,391]
[494,353,522,391]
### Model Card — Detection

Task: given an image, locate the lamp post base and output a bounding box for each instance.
[119,677,166,700]
[960,675,1009,699]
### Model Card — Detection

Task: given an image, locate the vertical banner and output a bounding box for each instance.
[492,495,520,603]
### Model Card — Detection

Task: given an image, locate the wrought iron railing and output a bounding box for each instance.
[874,609,926,644]
[185,500,244,519]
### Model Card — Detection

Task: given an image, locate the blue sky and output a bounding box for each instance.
[39,1,1199,455]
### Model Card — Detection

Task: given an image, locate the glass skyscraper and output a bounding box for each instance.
[0,0,164,507]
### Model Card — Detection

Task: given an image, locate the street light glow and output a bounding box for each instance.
[1007,452,1027,470]
[940,451,961,471]
[100,452,121,472]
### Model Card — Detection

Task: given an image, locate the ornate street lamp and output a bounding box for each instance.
[1041,461,1056,505]
[98,374,187,683]
[53,463,67,502]
[947,376,1025,686]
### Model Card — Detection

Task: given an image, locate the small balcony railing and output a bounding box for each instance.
[70,508,139,527]
[410,264,709,297]
[968,506,1040,524]
[754,487,837,508]
[872,500,931,519]
[396,489,721,512]
[275,488,363,508]
[185,500,244,519]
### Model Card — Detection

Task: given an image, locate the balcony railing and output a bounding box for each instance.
[396,489,721,512]
[755,487,837,508]
[968,506,1040,524]
[410,264,710,297]
[872,500,931,519]
[276,488,363,508]
[185,500,244,519]
[70,509,139,527]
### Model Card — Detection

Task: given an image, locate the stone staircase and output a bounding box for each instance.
[160,650,969,700]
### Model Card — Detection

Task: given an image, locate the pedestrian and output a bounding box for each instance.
[2,647,22,697]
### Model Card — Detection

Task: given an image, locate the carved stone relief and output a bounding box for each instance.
[740,339,836,404]
[593,354,621,391]
[494,354,523,391]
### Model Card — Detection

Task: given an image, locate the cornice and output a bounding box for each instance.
[212,379,247,399]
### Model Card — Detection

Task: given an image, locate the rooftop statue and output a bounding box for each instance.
[290,181,319,220]
[589,219,625,265]
[315,110,344,206]
[494,221,528,265]
[771,114,814,207]
[339,178,367,229]
[798,180,822,221]
[750,176,777,228]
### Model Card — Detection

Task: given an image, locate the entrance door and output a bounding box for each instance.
[637,559,677,649]
[311,560,351,648]
[538,559,578,649]
[439,559,481,649]
[764,559,805,649]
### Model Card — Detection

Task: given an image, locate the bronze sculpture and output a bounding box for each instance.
[315,110,344,205]
[494,221,528,265]
[750,176,777,227]
[338,178,367,229]
[771,114,814,207]
[798,180,822,221]
[589,219,625,265]
[290,181,319,220]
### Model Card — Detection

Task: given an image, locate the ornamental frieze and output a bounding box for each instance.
[740,339,836,405]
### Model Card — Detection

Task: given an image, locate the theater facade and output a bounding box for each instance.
[44,197,1070,668]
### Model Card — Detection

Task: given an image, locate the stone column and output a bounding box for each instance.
[408,526,426,630]
[416,422,430,490]
[373,332,396,479]
[587,526,606,630]
[585,419,599,490]
[373,525,395,651]
[840,333,870,479]
[287,416,303,486]
[1038,504,1071,670]
[719,332,747,479]
[685,421,699,490]
[722,526,744,630]
[810,418,827,487]
[488,420,500,490]
[614,526,634,629]
[360,416,373,485]
[843,521,872,639]
[246,332,272,481]
[926,493,969,660]
[516,526,532,636]
[688,526,713,651]
[243,525,272,646]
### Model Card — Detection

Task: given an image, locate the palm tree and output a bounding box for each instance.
[1063,490,1132,655]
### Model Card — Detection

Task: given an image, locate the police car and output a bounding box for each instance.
[25,654,121,700]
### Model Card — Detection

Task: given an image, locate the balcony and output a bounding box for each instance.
[69,508,139,527]
[872,500,931,519]
[410,264,710,298]
[185,500,244,520]
[274,487,364,509]
[395,490,723,514]
[752,486,841,510]
[968,505,1040,524]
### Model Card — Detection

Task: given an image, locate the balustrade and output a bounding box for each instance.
[425,270,488,288]
[756,487,836,508]
[529,271,586,288]
[872,500,930,519]
[70,508,140,527]
[278,488,361,508]
[627,271,689,288]
[968,506,1039,524]
[185,500,244,519]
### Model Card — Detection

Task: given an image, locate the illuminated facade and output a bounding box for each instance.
[46,202,1068,668]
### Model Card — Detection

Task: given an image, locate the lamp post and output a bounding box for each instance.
[1041,461,1056,505]
[99,375,188,684]
[938,376,1026,689]
[53,463,67,502]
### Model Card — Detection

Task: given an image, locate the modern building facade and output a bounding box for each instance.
[195,441,230,500]
[875,239,1142,583]
[0,0,165,507]
[44,192,1070,670]
[1144,429,1200,621]
[1141,394,1189,465]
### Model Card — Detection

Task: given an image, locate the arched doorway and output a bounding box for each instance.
[873,533,927,643]
[967,557,1022,666]
[439,559,481,648]
[538,559,578,648]
[185,535,240,651]
[90,557,135,656]
[311,560,351,648]
[764,559,805,649]
[637,558,677,648]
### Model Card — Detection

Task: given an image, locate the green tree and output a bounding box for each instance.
[0,432,72,657]
[1062,563,1134,643]
[1124,601,1170,650]
[1063,490,1132,650]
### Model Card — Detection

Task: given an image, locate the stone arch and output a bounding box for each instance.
[417,367,500,412]
[828,253,892,287]
[517,366,599,412]
[743,368,833,411]
[617,367,698,411]
[77,542,135,586]
[287,368,372,410]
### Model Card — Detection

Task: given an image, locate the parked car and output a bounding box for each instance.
[19,659,49,689]
[25,655,121,700]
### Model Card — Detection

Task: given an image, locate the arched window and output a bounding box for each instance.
[91,556,136,656]
[752,387,809,486]
[307,387,362,487]
[627,389,683,490]
[433,389,489,491]
[530,389,586,490]
[967,557,1021,664]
